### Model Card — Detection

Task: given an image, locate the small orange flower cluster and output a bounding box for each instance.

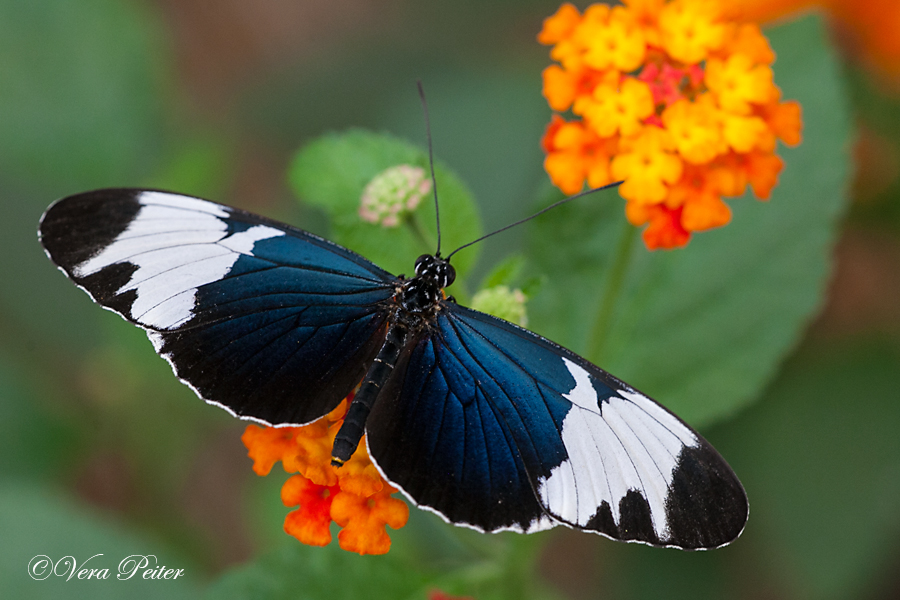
[539,0,802,249]
[241,396,409,555]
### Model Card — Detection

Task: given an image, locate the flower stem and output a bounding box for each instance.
[407,213,437,255]
[587,221,638,363]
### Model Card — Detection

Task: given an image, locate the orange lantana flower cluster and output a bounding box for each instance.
[241,396,409,555]
[539,0,802,249]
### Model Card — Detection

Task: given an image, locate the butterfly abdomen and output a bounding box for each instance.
[332,320,411,465]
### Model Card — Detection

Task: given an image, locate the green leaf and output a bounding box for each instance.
[525,15,852,426]
[205,543,431,600]
[288,130,482,286]
[0,484,199,600]
[480,254,526,290]
[207,526,562,600]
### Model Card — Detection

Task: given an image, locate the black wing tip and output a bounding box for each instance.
[662,443,749,550]
[39,189,146,274]
[39,187,209,234]
[567,442,747,550]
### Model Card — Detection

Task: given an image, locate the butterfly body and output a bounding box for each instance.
[39,188,748,549]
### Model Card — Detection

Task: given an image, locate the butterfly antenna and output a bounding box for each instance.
[445,181,623,261]
[418,81,442,257]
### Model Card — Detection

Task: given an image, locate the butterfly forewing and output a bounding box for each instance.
[366,302,747,548]
[39,189,397,425]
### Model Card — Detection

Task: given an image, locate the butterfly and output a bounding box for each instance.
[39,187,748,549]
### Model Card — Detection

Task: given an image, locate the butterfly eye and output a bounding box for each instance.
[414,254,433,276]
[438,262,455,288]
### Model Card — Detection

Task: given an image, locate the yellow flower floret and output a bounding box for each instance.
[580,6,647,72]
[705,53,776,115]
[576,78,655,137]
[662,96,725,164]
[658,0,727,65]
[720,112,768,153]
[611,126,683,204]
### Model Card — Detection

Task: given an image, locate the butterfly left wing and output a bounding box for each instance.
[39,189,397,425]
[366,303,748,548]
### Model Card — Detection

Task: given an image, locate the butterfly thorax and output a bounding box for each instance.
[398,254,455,314]
[332,254,455,466]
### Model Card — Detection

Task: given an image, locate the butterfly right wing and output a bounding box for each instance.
[39,189,397,425]
[366,303,747,547]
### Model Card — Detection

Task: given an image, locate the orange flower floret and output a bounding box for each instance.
[623,0,666,46]
[626,202,691,249]
[757,97,802,148]
[539,0,802,249]
[538,2,581,45]
[668,164,733,230]
[542,63,615,112]
[741,150,784,199]
[241,395,408,555]
[332,484,410,555]
[721,22,775,65]
[542,64,580,112]
[338,436,385,497]
[242,425,299,476]
[282,475,339,547]
[543,115,617,194]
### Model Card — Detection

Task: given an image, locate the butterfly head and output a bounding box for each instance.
[415,254,455,288]
[399,254,455,314]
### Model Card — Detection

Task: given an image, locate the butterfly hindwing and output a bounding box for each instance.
[367,303,748,548]
[39,189,397,425]
[365,321,557,534]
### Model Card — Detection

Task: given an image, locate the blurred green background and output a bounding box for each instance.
[1,1,899,599]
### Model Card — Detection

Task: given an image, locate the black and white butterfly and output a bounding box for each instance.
[39,187,747,549]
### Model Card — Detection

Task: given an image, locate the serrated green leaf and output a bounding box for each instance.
[288,130,482,286]
[526,15,852,426]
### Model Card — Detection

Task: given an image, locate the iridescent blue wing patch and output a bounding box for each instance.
[39,189,396,425]
[366,303,748,548]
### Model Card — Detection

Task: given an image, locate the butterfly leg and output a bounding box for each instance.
[331,321,410,466]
